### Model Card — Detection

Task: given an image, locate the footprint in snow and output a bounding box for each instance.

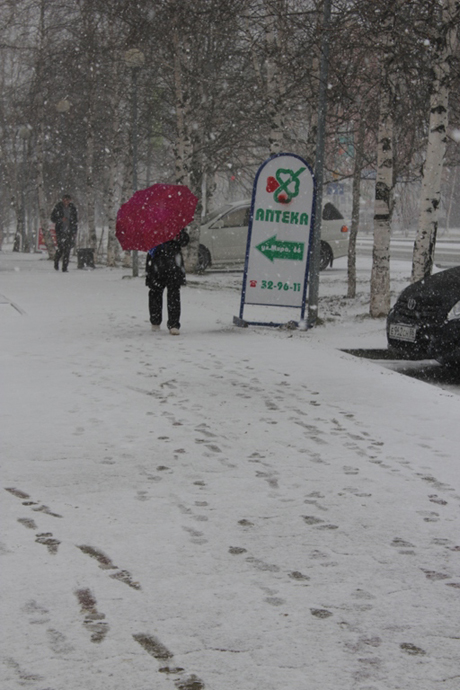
[310,609,333,619]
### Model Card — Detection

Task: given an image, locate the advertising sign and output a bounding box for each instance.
[235,153,315,326]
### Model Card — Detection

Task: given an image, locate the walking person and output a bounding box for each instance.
[145,228,189,335]
[51,194,78,272]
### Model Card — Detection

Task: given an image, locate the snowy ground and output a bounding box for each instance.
[1,250,460,690]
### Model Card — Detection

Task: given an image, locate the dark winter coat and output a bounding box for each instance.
[51,201,78,238]
[145,228,190,289]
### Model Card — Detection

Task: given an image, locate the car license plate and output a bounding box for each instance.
[389,323,417,342]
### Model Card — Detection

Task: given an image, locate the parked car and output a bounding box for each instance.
[387,266,460,366]
[197,199,349,272]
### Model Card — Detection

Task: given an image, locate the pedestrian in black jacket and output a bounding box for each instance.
[51,194,78,272]
[145,228,190,335]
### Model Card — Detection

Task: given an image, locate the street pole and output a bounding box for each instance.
[308,0,332,327]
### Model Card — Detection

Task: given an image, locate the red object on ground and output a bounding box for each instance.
[116,183,198,252]
[37,227,57,250]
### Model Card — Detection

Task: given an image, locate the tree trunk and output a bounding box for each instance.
[106,149,122,267]
[106,102,123,267]
[34,0,55,259]
[370,6,398,318]
[36,119,55,257]
[264,0,287,155]
[85,114,97,255]
[173,27,192,187]
[118,146,133,268]
[347,117,366,299]
[81,0,97,257]
[172,23,198,272]
[411,0,459,282]
[370,92,393,317]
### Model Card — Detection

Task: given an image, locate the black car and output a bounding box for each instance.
[387,266,460,365]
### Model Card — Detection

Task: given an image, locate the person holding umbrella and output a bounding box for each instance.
[145,228,190,335]
[115,182,198,335]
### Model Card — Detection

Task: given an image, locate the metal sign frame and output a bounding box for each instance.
[234,153,316,328]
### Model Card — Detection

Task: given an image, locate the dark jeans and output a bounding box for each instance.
[54,233,73,271]
[149,284,181,330]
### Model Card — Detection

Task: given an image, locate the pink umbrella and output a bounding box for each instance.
[116,183,198,251]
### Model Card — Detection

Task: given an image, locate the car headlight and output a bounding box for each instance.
[447,300,460,321]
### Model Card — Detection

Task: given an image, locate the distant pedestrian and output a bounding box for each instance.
[51,194,78,272]
[145,228,190,335]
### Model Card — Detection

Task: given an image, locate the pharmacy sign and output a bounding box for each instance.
[234,153,315,327]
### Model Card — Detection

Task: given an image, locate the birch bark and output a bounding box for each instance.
[264,0,287,155]
[411,0,459,282]
[35,0,55,259]
[172,22,199,271]
[173,26,192,187]
[85,107,97,254]
[370,6,398,318]
[106,55,124,266]
[81,0,98,256]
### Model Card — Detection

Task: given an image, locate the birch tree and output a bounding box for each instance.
[171,18,193,186]
[412,0,459,282]
[0,5,25,250]
[105,42,128,266]
[369,3,399,318]
[34,0,56,259]
[263,0,288,155]
[325,7,380,299]
[149,0,253,271]
[79,0,99,256]
[171,7,198,271]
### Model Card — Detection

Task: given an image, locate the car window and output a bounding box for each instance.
[219,206,250,228]
[322,202,344,221]
[202,205,232,225]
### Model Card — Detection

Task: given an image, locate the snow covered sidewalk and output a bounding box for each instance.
[1,252,460,690]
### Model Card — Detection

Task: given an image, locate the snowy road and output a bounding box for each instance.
[356,237,460,267]
[1,252,460,690]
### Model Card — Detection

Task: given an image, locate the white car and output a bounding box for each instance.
[197,199,349,271]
